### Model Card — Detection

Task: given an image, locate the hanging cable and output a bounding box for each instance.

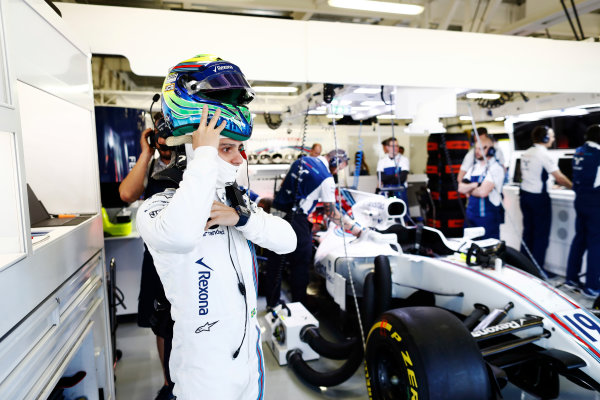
[469,0,483,32]
[570,0,586,40]
[560,0,581,41]
[330,104,367,352]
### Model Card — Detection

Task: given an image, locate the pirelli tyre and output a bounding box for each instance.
[365,306,492,400]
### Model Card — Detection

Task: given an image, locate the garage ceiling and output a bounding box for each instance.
[55,0,600,116]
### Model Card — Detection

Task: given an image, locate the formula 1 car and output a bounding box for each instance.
[264,190,600,400]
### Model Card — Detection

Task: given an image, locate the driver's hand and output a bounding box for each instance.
[193,105,227,150]
[140,128,154,156]
[204,201,240,230]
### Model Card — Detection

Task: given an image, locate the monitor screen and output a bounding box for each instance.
[513,111,600,151]
[558,157,574,181]
[95,106,146,183]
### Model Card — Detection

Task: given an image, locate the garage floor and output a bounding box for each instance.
[114,287,599,400]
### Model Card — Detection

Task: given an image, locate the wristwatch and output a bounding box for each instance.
[234,205,252,227]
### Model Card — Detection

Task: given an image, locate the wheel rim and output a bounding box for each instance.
[373,345,405,399]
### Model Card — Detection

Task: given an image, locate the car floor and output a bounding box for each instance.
[115,288,599,400]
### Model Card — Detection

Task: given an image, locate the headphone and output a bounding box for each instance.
[486,146,496,158]
[541,134,550,143]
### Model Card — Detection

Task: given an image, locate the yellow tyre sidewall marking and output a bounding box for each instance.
[366,320,420,400]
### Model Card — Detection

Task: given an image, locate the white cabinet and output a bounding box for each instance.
[0,0,114,399]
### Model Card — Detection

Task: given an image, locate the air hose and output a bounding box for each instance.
[300,325,359,360]
[286,342,364,387]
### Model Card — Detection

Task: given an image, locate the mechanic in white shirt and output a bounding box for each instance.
[457,128,506,183]
[458,134,505,239]
[137,55,296,400]
[519,125,572,275]
[377,137,410,207]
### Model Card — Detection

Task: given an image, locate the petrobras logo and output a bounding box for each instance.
[471,320,521,338]
[213,64,234,73]
[196,258,213,316]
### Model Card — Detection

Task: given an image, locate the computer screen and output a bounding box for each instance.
[558,157,574,181]
[513,111,600,151]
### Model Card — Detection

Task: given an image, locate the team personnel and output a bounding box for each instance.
[519,125,572,275]
[377,137,410,204]
[309,143,322,157]
[457,128,506,183]
[266,149,362,307]
[458,134,505,239]
[137,55,296,400]
[118,115,174,400]
[564,125,600,298]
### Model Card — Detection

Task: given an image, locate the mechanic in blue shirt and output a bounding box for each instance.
[564,125,600,298]
[265,149,362,307]
[519,126,572,276]
[458,134,505,239]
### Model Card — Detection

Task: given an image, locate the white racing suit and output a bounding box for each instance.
[137,146,296,400]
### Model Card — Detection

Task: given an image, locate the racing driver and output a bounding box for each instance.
[137,55,296,400]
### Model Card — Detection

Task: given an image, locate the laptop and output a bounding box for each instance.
[27,184,92,228]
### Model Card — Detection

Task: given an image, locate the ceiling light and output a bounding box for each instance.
[376,114,397,119]
[360,100,386,106]
[308,109,326,115]
[459,116,473,121]
[253,86,298,93]
[494,117,505,121]
[466,92,501,100]
[326,114,344,119]
[328,0,424,15]
[353,88,382,94]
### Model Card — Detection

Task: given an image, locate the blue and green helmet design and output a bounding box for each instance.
[161,54,255,141]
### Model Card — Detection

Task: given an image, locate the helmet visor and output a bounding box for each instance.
[186,68,255,106]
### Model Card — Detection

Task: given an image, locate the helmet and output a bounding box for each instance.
[161,54,255,143]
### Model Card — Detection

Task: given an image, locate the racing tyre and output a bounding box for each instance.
[365,306,491,400]
[362,272,376,329]
[374,255,392,316]
[499,246,544,279]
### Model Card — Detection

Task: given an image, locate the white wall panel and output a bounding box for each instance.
[57,3,600,93]
[57,4,307,83]
[17,81,99,214]
[7,0,92,110]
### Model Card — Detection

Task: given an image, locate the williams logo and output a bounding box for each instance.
[213,64,233,73]
[196,258,212,315]
[195,320,218,333]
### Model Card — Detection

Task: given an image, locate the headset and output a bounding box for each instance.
[541,126,551,143]
[148,94,175,150]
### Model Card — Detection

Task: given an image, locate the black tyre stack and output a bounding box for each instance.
[426,133,470,237]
